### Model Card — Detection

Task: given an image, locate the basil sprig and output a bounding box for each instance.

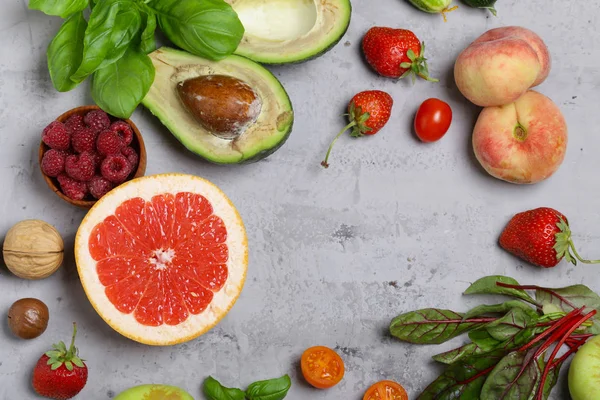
[203,375,291,400]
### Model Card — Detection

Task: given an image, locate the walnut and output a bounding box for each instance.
[3,219,64,279]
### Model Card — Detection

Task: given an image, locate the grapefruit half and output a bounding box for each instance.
[75,173,247,345]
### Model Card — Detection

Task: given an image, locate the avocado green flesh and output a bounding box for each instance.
[407,0,452,13]
[141,47,294,164]
[114,384,194,400]
[227,0,352,64]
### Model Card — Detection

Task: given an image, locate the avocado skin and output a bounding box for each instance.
[235,0,352,65]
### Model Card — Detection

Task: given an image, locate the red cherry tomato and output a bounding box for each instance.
[414,98,452,142]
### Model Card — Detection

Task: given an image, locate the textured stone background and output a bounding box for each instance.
[1,0,599,398]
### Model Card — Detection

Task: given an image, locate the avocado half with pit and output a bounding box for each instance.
[226,0,352,64]
[142,47,294,164]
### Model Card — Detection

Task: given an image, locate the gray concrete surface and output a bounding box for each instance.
[1,0,599,398]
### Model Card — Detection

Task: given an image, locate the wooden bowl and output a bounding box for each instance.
[39,106,147,209]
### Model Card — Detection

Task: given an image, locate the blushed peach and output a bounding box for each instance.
[472,90,567,184]
[455,27,551,107]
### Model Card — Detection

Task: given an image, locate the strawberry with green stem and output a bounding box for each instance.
[499,207,600,268]
[321,90,393,168]
[362,27,438,82]
[32,322,88,400]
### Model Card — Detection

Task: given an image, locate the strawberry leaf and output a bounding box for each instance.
[50,362,62,370]
[72,358,85,368]
[406,49,416,61]
[400,62,412,69]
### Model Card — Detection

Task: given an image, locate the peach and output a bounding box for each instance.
[454,26,551,107]
[472,90,567,184]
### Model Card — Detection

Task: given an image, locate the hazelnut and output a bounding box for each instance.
[8,298,49,339]
[3,219,64,279]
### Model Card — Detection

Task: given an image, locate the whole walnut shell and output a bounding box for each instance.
[3,219,64,279]
[8,298,49,339]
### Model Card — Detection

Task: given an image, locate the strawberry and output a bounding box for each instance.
[321,90,393,168]
[32,323,88,399]
[499,207,600,268]
[362,27,438,82]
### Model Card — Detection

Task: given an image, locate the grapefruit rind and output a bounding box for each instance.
[75,173,248,346]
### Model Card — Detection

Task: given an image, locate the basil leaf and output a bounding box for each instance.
[480,349,542,399]
[70,0,122,83]
[417,351,506,400]
[91,46,155,118]
[203,376,245,400]
[246,375,291,400]
[46,11,87,92]
[146,0,244,60]
[139,10,157,54]
[29,0,88,18]
[390,309,488,345]
[98,7,143,68]
[536,284,600,334]
[464,275,537,305]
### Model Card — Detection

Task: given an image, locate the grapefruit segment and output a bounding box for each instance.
[75,174,247,345]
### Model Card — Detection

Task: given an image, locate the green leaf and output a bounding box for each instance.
[480,349,542,399]
[432,342,481,365]
[70,0,122,83]
[406,49,416,61]
[45,350,62,359]
[536,284,600,334]
[464,276,537,305]
[72,357,85,368]
[203,376,245,400]
[46,11,87,92]
[484,308,537,342]
[399,62,412,68]
[98,7,143,69]
[246,375,291,400]
[91,46,155,118]
[146,0,244,60]
[50,362,62,370]
[139,10,157,54]
[29,0,88,18]
[390,309,489,345]
[464,301,535,320]
[65,361,73,371]
[468,329,502,351]
[417,351,507,400]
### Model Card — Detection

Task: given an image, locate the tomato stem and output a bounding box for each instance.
[321,121,357,168]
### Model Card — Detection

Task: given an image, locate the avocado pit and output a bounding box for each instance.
[176,75,262,140]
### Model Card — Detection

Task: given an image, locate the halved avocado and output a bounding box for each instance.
[141,47,294,164]
[226,0,352,64]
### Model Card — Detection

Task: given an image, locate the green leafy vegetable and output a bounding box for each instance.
[91,47,154,118]
[480,349,543,399]
[432,342,481,365]
[29,0,88,18]
[203,376,245,400]
[139,10,157,54]
[245,375,291,400]
[46,11,87,92]
[464,275,538,305]
[390,309,490,344]
[147,0,244,60]
[70,0,122,83]
[484,308,536,342]
[464,301,536,320]
[98,7,143,68]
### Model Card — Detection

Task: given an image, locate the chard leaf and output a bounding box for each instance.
[535,284,600,333]
[390,309,491,345]
[464,276,537,305]
[417,351,507,400]
[464,301,537,320]
[480,349,542,399]
[484,308,537,342]
[432,343,481,365]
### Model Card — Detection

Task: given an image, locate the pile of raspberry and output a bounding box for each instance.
[40,109,140,201]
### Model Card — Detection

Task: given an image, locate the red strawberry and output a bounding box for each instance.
[499,207,600,268]
[32,323,88,399]
[362,27,438,82]
[321,90,393,168]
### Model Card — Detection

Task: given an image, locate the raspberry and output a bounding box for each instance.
[71,127,98,153]
[88,175,114,199]
[84,110,111,133]
[121,146,139,168]
[101,154,132,184]
[90,151,104,169]
[57,174,88,201]
[65,114,85,134]
[42,121,70,150]
[110,121,134,146]
[96,129,125,155]
[65,152,96,182]
[40,149,66,177]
